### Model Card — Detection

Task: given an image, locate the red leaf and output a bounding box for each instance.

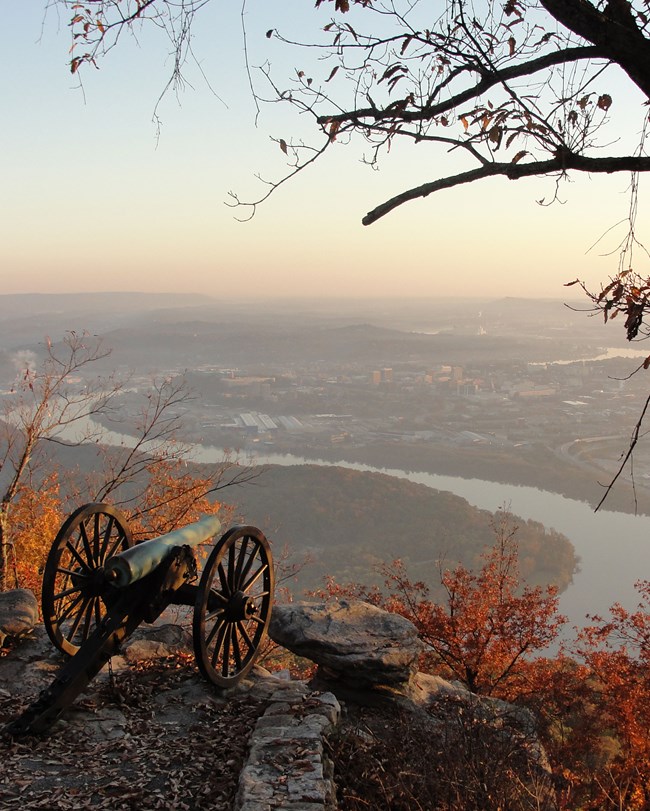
[597,93,612,111]
[279,139,288,155]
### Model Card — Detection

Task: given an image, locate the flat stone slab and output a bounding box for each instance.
[269,601,423,692]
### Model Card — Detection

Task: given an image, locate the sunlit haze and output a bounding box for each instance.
[1,2,646,299]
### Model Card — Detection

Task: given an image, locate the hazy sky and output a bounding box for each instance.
[2,2,647,299]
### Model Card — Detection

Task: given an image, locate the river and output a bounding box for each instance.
[58,419,650,635]
[193,445,650,634]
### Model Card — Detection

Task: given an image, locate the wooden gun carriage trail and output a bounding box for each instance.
[6,503,274,736]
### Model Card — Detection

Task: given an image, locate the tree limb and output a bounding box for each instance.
[317,45,603,127]
[362,153,650,225]
[595,391,650,512]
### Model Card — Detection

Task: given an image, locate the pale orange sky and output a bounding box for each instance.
[1,2,647,300]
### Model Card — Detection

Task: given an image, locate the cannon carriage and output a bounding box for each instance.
[9,503,274,736]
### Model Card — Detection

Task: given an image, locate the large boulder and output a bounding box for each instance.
[269,600,423,698]
[0,589,39,646]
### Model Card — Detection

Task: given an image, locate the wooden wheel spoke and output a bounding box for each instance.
[231,628,243,669]
[93,596,103,626]
[80,598,95,641]
[66,595,92,641]
[92,514,102,559]
[217,562,230,597]
[53,584,85,602]
[56,591,85,622]
[233,537,250,588]
[221,625,232,676]
[237,541,258,589]
[236,621,254,652]
[206,607,226,624]
[56,566,90,579]
[65,541,92,573]
[205,614,226,645]
[209,587,228,604]
[79,523,94,564]
[242,563,268,594]
[99,515,116,560]
[105,531,126,560]
[210,621,228,668]
[227,543,237,591]
[250,590,271,601]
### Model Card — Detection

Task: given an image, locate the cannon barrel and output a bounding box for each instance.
[104,514,222,588]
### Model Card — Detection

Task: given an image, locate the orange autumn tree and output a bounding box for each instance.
[1,345,256,596]
[319,511,566,697]
[9,473,64,595]
[0,331,119,591]
[126,459,226,540]
[574,581,650,811]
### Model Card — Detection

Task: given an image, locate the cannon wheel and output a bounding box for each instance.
[193,526,274,688]
[42,503,133,656]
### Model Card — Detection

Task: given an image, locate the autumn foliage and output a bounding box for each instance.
[10,474,64,595]
[317,513,565,696]
[318,513,650,810]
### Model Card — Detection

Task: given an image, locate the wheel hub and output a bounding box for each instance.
[71,566,105,596]
[226,591,258,622]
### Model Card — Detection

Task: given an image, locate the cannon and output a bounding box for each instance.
[8,503,274,736]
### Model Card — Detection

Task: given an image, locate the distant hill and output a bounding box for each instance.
[223,464,578,596]
[94,318,581,371]
[0,293,623,370]
[0,292,218,353]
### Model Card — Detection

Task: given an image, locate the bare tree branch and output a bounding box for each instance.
[595,393,650,512]
[317,45,604,127]
[363,153,650,225]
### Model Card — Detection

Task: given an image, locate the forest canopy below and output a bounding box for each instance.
[225,463,578,595]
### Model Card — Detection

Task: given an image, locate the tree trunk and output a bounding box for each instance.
[540,0,650,101]
[0,511,11,592]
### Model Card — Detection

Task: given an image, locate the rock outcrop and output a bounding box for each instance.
[269,600,422,700]
[0,588,38,646]
[0,591,556,810]
[270,599,557,810]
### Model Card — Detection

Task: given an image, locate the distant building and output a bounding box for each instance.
[372,367,394,384]
[222,376,274,397]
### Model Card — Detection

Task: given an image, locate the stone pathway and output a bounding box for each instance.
[238,679,340,811]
